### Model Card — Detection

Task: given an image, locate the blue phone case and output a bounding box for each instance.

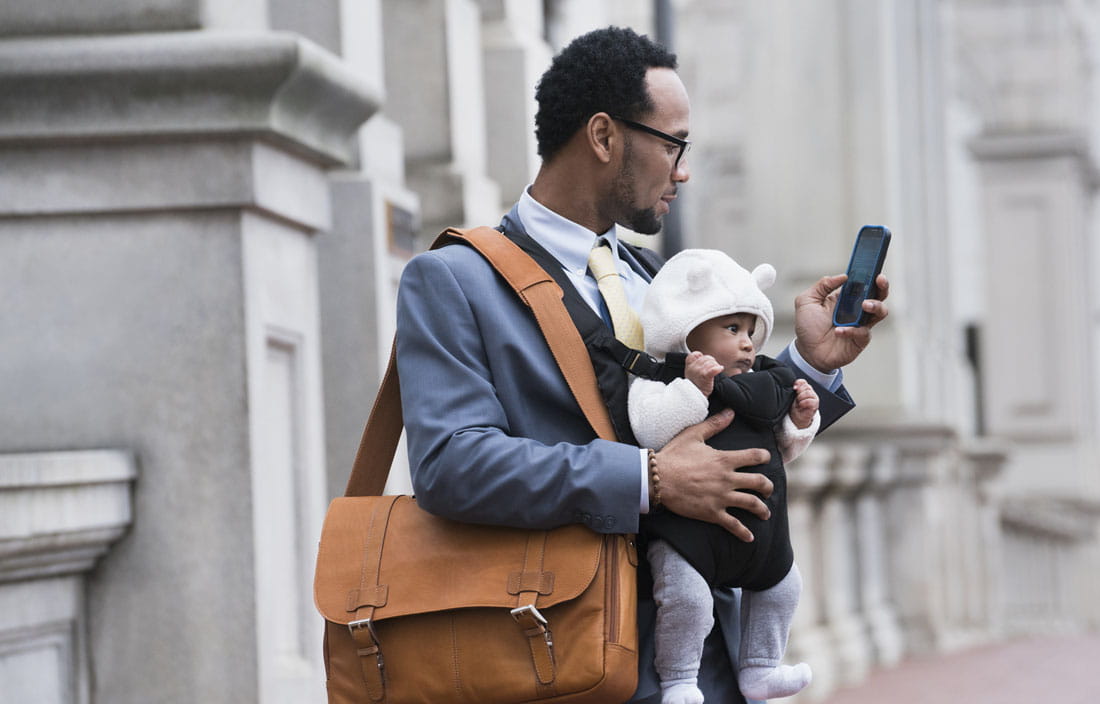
[833,226,891,327]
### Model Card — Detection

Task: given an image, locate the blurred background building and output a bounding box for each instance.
[2,0,1098,702]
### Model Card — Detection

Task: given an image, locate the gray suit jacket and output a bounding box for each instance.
[395,216,853,703]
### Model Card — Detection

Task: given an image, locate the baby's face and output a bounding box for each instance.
[686,312,757,376]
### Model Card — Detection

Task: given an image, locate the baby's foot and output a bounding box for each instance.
[739,663,813,700]
[661,681,704,704]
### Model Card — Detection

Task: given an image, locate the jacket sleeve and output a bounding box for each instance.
[775,345,855,433]
[628,376,710,450]
[396,247,643,534]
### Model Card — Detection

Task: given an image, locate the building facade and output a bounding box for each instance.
[1,1,1097,702]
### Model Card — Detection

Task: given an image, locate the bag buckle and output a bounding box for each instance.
[510,604,547,627]
[510,604,552,649]
[348,618,384,668]
[348,617,381,640]
[511,604,555,682]
[348,617,386,694]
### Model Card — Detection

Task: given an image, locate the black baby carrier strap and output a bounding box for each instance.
[498,209,680,445]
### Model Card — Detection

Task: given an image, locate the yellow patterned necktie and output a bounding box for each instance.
[587,243,645,350]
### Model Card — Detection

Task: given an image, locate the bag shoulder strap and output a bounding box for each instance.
[343,226,617,497]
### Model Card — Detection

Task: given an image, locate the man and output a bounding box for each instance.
[395,26,888,703]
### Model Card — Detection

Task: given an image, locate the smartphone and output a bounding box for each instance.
[833,225,891,327]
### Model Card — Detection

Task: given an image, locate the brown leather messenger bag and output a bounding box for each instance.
[313,227,639,703]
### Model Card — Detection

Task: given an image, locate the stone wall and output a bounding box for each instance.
[0,6,384,702]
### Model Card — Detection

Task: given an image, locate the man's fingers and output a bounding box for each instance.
[715,468,774,539]
[794,274,841,308]
[728,488,770,520]
[694,409,735,440]
[875,274,890,301]
[717,513,755,543]
[727,464,773,500]
[860,298,890,329]
[848,274,891,331]
[812,274,846,302]
[721,447,771,478]
[834,325,872,347]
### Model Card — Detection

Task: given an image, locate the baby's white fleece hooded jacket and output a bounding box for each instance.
[628,249,819,456]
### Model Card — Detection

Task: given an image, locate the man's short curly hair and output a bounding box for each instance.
[535,26,678,162]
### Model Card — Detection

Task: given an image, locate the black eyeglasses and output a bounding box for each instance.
[611,115,692,168]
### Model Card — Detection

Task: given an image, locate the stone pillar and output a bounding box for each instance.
[672,0,748,254]
[0,451,136,704]
[477,0,553,205]
[880,424,958,654]
[856,445,904,667]
[954,0,1100,630]
[542,0,653,50]
[381,0,502,242]
[0,28,378,704]
[317,0,422,500]
[785,445,839,699]
[955,0,1100,633]
[935,436,993,650]
[969,133,1098,491]
[320,119,421,498]
[964,441,1008,637]
[819,444,873,686]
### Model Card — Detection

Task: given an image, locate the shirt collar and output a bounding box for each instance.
[518,186,622,277]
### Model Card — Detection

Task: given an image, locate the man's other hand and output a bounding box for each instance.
[793,273,890,373]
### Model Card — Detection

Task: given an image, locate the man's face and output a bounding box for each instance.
[608,67,691,234]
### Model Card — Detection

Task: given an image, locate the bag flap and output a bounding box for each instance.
[314,496,606,625]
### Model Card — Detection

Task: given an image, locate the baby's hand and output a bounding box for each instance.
[790,378,820,429]
[685,351,723,396]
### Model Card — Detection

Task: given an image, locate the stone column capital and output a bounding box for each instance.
[0,31,383,165]
[0,450,137,583]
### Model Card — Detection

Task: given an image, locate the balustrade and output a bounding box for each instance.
[785,423,1008,701]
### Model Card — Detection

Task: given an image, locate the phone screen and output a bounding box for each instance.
[834,227,889,326]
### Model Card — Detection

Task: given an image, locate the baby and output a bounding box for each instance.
[629,249,820,704]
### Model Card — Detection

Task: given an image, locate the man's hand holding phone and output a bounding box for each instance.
[794,272,889,372]
[794,226,891,373]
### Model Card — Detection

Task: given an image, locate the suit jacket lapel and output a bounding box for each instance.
[616,241,661,283]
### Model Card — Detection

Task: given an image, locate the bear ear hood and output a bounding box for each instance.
[640,249,776,359]
[753,263,776,292]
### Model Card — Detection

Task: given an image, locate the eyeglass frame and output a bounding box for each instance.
[609,115,692,168]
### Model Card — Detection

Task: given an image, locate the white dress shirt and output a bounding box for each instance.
[517,188,650,315]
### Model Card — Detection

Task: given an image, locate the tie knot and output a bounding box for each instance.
[587,243,619,281]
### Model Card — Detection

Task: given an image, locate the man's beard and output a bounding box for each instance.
[610,140,663,235]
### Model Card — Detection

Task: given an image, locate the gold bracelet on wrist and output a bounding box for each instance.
[647,449,662,510]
